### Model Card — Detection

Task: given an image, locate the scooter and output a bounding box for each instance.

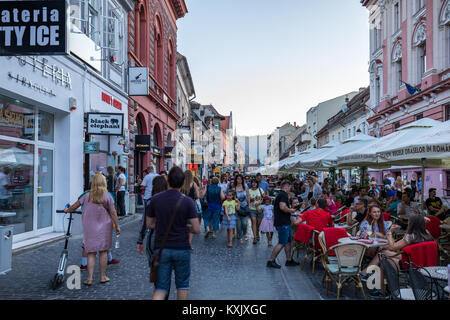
[50,205,82,290]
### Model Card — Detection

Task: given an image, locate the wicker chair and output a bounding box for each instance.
[322,243,366,300]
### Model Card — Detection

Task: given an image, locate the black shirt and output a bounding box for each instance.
[274,190,291,227]
[382,178,391,185]
[355,208,368,223]
[146,189,197,250]
[425,197,443,211]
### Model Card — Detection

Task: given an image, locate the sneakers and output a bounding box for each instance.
[107,258,120,265]
[285,259,300,267]
[266,260,281,269]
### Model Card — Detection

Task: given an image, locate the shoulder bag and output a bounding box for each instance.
[149,195,185,283]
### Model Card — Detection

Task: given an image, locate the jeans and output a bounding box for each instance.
[236,214,249,239]
[117,191,126,216]
[154,248,191,293]
[202,209,221,231]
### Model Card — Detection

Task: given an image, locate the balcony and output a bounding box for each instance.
[301,133,312,142]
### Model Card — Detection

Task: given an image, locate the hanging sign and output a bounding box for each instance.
[128,67,149,96]
[135,135,151,151]
[0,1,67,56]
[86,113,124,136]
[84,142,100,154]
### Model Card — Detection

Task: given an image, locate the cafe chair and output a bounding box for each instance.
[401,241,438,269]
[322,243,366,300]
[333,208,350,223]
[425,215,450,265]
[293,223,321,274]
[405,262,440,300]
[379,254,414,300]
[318,228,350,284]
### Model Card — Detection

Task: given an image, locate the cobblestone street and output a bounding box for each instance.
[0,212,373,300]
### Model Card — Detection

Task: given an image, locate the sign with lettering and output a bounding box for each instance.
[128,67,149,96]
[135,135,151,151]
[87,113,123,136]
[0,1,67,56]
[84,142,99,154]
[101,92,122,110]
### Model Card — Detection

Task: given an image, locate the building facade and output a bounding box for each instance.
[305,92,358,148]
[1,0,135,248]
[362,0,450,198]
[127,0,188,208]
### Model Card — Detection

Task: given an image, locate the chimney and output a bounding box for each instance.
[294,122,297,127]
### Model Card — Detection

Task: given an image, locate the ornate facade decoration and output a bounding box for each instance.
[392,41,402,63]
[440,0,450,25]
[413,21,426,47]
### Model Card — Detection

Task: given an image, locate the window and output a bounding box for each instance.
[418,44,426,81]
[372,20,382,52]
[375,76,381,109]
[416,0,425,12]
[104,3,124,65]
[445,105,450,121]
[353,126,356,136]
[394,121,400,129]
[362,122,366,134]
[397,61,402,90]
[394,3,401,32]
[69,0,100,43]
[87,0,99,41]
[342,129,345,140]
[348,128,351,138]
[338,132,341,141]
[416,113,423,120]
[332,135,335,141]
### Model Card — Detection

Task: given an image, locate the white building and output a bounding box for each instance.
[0,0,134,250]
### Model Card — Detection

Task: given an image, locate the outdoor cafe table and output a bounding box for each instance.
[419,266,448,282]
[338,237,389,248]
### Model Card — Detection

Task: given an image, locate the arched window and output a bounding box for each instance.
[135,3,147,64]
[154,15,164,84]
[392,41,402,92]
[412,21,426,83]
[168,39,175,99]
[440,0,450,69]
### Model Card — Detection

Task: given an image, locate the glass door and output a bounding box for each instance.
[36,148,54,233]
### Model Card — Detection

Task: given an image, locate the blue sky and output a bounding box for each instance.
[177,0,370,136]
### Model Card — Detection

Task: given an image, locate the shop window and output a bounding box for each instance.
[0,96,35,141]
[38,111,54,143]
[0,141,34,235]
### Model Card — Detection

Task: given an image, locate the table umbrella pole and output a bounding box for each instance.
[421,158,425,207]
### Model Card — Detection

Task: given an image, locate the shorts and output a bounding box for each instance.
[249,209,264,219]
[276,225,292,245]
[154,248,191,293]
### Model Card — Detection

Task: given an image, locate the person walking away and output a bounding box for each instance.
[146,167,200,300]
[181,170,201,249]
[193,176,204,222]
[65,173,120,285]
[203,177,225,239]
[115,166,127,217]
[106,166,116,204]
[141,166,159,208]
[267,180,300,268]
[248,179,265,244]
[234,174,250,243]
[222,191,240,247]
[259,196,275,247]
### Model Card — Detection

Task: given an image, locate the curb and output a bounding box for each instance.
[12,213,143,256]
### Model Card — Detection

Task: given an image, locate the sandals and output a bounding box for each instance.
[227,243,233,248]
[100,277,110,284]
[83,279,93,286]
[253,239,257,244]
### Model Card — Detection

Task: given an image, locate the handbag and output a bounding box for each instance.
[149,195,184,283]
[256,188,264,213]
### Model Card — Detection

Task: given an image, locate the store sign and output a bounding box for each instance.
[84,142,100,154]
[128,67,149,96]
[135,135,151,151]
[102,92,122,110]
[87,113,124,136]
[152,146,161,156]
[164,146,174,157]
[189,163,198,172]
[0,1,67,56]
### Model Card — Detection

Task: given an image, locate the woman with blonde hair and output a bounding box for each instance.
[65,173,120,285]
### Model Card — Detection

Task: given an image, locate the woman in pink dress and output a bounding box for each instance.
[65,174,120,285]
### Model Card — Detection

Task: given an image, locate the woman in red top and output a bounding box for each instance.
[296,198,333,232]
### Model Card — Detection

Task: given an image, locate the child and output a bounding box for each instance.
[259,196,275,247]
[222,191,240,248]
[289,197,303,228]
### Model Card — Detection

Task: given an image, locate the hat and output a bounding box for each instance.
[263,196,271,201]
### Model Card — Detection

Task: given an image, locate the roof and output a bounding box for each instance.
[204,104,226,120]
[220,115,231,132]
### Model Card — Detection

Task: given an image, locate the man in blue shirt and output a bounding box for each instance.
[256,173,269,195]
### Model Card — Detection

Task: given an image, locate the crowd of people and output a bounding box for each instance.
[63,166,449,300]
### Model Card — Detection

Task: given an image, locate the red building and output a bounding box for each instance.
[127,0,188,187]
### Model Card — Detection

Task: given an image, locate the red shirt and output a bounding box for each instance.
[300,208,333,232]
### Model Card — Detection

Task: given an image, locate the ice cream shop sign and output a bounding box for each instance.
[0,1,67,56]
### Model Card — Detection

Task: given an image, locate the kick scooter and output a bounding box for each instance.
[50,206,82,290]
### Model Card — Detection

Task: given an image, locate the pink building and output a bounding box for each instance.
[362,0,450,199]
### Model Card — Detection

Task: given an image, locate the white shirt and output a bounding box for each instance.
[141,172,159,200]
[117,173,127,192]
[388,177,395,186]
